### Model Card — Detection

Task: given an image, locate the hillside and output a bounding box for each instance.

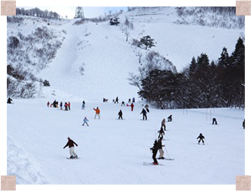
[7,7,244,101]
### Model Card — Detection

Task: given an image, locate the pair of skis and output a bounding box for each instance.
[143,158,174,166]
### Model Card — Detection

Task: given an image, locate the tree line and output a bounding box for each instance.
[16,7,60,19]
[137,38,245,109]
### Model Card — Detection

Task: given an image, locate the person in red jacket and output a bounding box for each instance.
[68,102,71,110]
[131,103,134,111]
[63,137,78,158]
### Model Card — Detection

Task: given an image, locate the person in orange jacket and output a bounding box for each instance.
[93,107,100,119]
[68,102,71,110]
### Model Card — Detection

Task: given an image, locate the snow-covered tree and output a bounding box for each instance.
[74,7,84,19]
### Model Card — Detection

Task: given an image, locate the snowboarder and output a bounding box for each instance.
[131,103,134,111]
[197,133,205,145]
[140,108,147,120]
[60,102,63,110]
[157,137,165,159]
[212,118,217,125]
[150,140,159,165]
[63,137,78,158]
[161,118,166,131]
[243,119,245,129]
[118,110,123,120]
[167,115,172,122]
[47,101,49,107]
[93,107,100,119]
[82,117,89,126]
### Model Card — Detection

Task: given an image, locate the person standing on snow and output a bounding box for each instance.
[157,136,165,159]
[150,140,159,165]
[82,100,85,110]
[212,118,217,125]
[64,102,68,111]
[63,137,78,158]
[82,117,89,126]
[93,107,100,119]
[60,102,63,110]
[167,115,172,122]
[47,101,50,107]
[158,127,165,139]
[68,102,71,110]
[197,133,205,145]
[118,110,123,120]
[161,118,166,131]
[131,103,134,111]
[140,108,147,120]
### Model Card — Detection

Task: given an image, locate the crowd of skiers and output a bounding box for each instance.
[43,97,246,161]
[47,100,71,111]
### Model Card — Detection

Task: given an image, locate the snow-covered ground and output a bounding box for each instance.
[7,99,244,184]
[6,7,245,185]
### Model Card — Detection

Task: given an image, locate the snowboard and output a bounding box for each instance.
[67,157,80,159]
[143,162,164,166]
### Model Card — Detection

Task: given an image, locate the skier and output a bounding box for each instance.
[157,136,165,159]
[68,102,71,110]
[118,110,123,120]
[115,97,119,104]
[167,115,172,122]
[47,101,49,107]
[212,118,217,125]
[131,103,134,111]
[63,137,78,159]
[93,107,100,119]
[140,108,147,120]
[64,102,68,111]
[132,97,135,103]
[82,117,89,126]
[150,140,159,165]
[128,98,131,103]
[158,127,165,138]
[82,100,85,110]
[243,119,245,129]
[197,133,205,145]
[60,102,63,110]
[161,118,166,131]
[145,104,149,112]
[121,101,125,106]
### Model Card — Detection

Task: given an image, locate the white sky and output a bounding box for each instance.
[17,6,128,19]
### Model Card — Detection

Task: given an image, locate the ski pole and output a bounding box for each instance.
[164,146,171,159]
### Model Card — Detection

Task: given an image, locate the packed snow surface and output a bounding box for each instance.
[7,99,244,184]
[7,7,245,184]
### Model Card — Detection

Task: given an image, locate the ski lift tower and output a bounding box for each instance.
[74,6,84,19]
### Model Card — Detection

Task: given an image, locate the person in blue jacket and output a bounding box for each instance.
[82,117,89,126]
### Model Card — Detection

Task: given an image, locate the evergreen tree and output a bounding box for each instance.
[140,35,155,50]
[74,7,84,19]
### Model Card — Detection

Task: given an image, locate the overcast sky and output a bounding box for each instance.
[18,6,128,19]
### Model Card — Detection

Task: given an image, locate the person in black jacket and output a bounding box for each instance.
[197,133,205,145]
[118,110,123,120]
[7,97,12,104]
[63,137,78,158]
[212,118,217,125]
[150,140,159,165]
[140,108,147,120]
[158,127,165,139]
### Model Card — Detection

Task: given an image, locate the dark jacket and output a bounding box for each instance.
[197,134,205,140]
[118,110,123,116]
[140,109,147,115]
[64,139,78,148]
